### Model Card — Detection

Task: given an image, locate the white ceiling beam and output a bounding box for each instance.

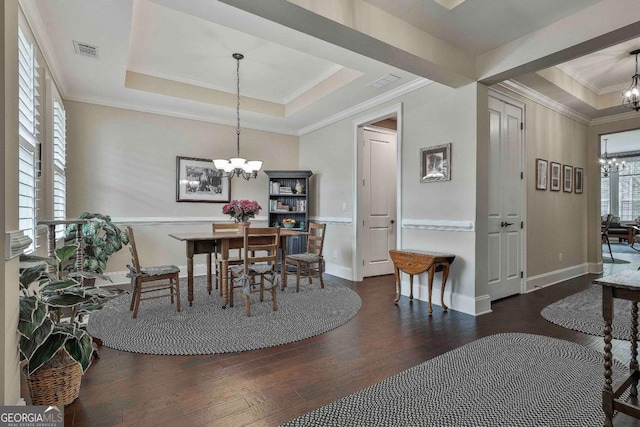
[478,0,640,85]
[218,0,476,88]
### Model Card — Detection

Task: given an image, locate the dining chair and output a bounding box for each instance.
[228,227,280,316]
[211,222,243,296]
[602,214,614,263]
[284,223,326,292]
[125,226,181,318]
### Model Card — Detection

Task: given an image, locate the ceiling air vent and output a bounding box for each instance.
[73,41,99,59]
[368,74,400,89]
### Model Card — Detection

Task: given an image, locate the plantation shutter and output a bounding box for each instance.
[18,25,41,252]
[53,99,67,239]
[618,159,640,221]
[601,174,610,217]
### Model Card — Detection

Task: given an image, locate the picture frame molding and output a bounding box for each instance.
[420,143,451,183]
[175,156,231,203]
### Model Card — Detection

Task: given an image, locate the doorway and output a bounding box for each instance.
[353,104,402,281]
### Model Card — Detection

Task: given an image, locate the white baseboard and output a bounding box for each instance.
[589,262,603,274]
[525,263,590,293]
[324,262,352,280]
[398,279,490,316]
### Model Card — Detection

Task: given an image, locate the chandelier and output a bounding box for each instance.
[622,49,640,112]
[213,53,263,180]
[600,139,625,177]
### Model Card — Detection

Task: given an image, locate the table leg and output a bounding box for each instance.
[206,254,212,295]
[440,262,450,311]
[603,286,614,427]
[221,240,230,308]
[280,236,287,289]
[427,267,435,314]
[393,266,401,304]
[632,301,639,398]
[187,256,194,307]
[409,274,414,300]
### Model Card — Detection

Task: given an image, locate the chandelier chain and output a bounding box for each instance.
[236,55,241,157]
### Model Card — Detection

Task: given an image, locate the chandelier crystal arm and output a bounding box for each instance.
[213,53,263,180]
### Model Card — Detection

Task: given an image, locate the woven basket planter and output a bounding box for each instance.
[25,358,83,406]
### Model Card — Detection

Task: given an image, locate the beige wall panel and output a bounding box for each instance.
[65,101,299,273]
[3,0,21,405]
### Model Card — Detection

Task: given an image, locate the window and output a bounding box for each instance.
[18,25,41,252]
[601,174,610,218]
[618,160,640,221]
[52,99,66,239]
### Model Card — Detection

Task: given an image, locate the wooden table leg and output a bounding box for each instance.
[632,301,639,398]
[603,286,614,427]
[393,266,401,304]
[185,241,194,306]
[409,274,414,300]
[427,267,435,314]
[440,262,450,311]
[280,236,287,289]
[221,240,230,308]
[206,254,212,295]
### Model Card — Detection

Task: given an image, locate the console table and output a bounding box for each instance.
[594,270,640,426]
[389,249,455,314]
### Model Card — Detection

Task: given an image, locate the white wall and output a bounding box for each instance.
[2,0,21,405]
[300,82,484,315]
[65,101,299,276]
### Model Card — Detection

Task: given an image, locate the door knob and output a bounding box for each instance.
[390,220,395,224]
[501,221,514,227]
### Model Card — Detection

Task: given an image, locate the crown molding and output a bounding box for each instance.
[63,93,298,136]
[498,80,591,126]
[590,111,640,126]
[505,81,593,123]
[297,78,433,136]
[18,0,68,97]
[599,82,629,96]
[554,64,601,95]
[282,64,344,105]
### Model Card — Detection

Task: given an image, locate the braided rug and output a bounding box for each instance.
[283,333,625,427]
[87,276,361,355]
[541,285,632,340]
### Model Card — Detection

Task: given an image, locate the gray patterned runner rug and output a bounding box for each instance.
[282,333,626,427]
[87,276,361,355]
[541,285,632,340]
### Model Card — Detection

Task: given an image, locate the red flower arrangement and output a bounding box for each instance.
[222,199,262,223]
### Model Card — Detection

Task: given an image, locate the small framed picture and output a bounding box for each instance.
[176,156,231,203]
[550,162,561,191]
[574,167,584,194]
[536,158,548,190]
[563,165,573,193]
[420,143,451,183]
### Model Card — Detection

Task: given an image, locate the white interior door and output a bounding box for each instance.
[361,126,397,277]
[488,96,523,301]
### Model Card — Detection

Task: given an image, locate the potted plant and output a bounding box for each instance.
[222,200,262,231]
[65,212,128,279]
[18,245,125,405]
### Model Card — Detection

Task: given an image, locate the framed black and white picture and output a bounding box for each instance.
[550,162,561,191]
[176,156,230,203]
[420,143,451,183]
[563,164,573,193]
[535,158,548,190]
[574,167,584,194]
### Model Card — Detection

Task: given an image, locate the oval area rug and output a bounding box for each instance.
[87,276,361,355]
[541,285,632,340]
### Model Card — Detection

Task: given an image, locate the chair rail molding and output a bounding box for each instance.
[308,216,352,225]
[110,216,269,226]
[402,219,475,232]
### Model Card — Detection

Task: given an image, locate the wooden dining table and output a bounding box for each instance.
[169,229,305,307]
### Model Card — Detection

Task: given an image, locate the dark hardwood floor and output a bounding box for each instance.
[62,273,638,426]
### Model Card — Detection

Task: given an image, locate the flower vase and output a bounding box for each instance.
[237,221,251,233]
